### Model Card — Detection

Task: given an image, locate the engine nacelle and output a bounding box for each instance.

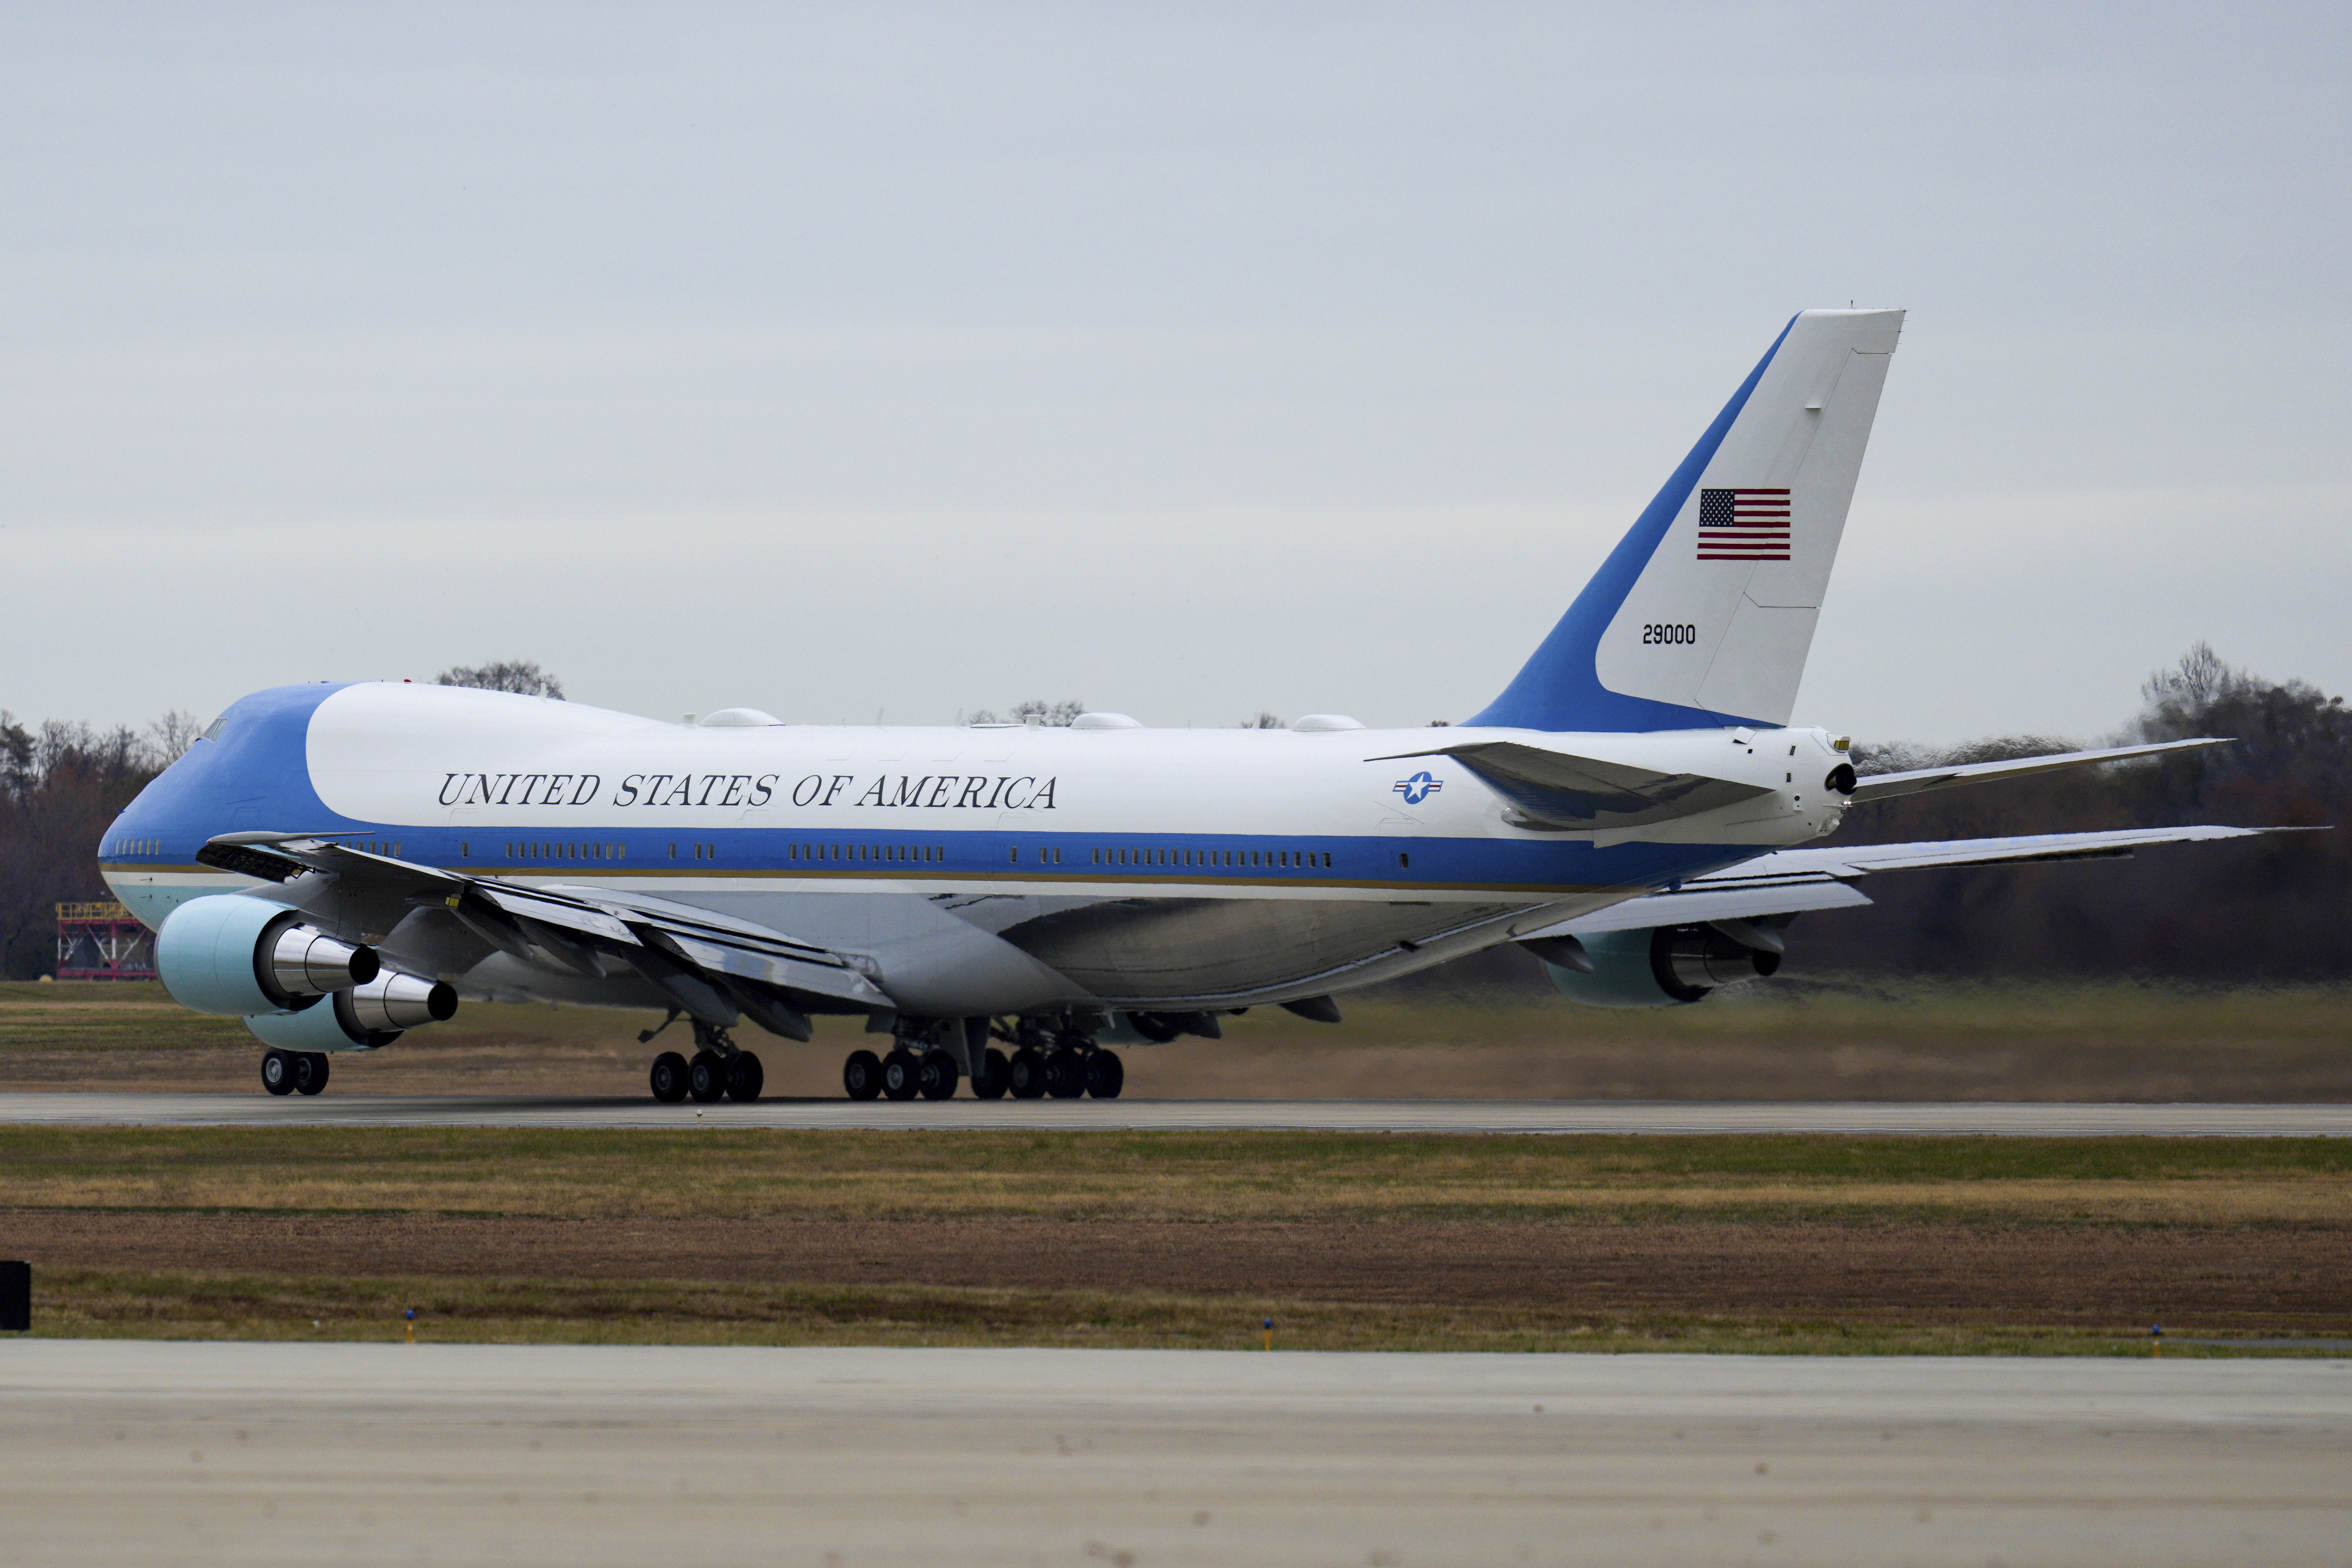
[244,972,459,1052]
[1544,924,1782,1008]
[156,895,379,1017]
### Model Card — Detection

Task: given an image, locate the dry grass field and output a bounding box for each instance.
[2,1126,2346,1354]
[4,977,2350,1100]
[3,980,2344,1354]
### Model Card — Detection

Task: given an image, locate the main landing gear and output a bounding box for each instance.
[260,1048,330,1097]
[841,1017,1123,1102]
[840,1043,961,1101]
[648,1019,763,1104]
[638,1013,1125,1105]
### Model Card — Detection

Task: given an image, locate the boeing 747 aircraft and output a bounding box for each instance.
[100,309,2258,1100]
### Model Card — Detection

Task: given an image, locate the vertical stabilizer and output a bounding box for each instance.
[1468,309,1903,732]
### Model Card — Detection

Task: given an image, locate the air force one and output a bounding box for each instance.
[101,309,2261,1101]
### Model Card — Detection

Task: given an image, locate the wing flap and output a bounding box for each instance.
[193,831,894,1013]
[475,886,641,945]
[646,929,889,1009]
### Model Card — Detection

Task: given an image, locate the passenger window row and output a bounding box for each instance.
[790,843,945,863]
[506,842,623,861]
[1090,845,1332,871]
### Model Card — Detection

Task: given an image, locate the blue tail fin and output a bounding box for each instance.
[1466,309,1903,733]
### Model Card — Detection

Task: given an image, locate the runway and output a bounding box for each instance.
[0,1090,2347,1134]
[2,1341,2345,1566]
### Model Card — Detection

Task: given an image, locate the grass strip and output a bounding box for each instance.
[22,1266,2341,1356]
[3,1127,2348,1226]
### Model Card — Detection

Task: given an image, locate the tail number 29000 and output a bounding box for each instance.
[1640,623,1697,645]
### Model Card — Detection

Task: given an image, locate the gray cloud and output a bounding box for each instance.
[3,3,2345,741]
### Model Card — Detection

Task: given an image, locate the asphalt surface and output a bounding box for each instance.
[0,1091,2347,1134]
[3,1341,2346,1566]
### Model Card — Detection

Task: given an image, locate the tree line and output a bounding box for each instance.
[0,662,560,978]
[2,649,2342,981]
[1794,643,2350,981]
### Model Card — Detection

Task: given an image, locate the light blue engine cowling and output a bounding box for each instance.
[245,972,460,1052]
[1545,926,1780,1008]
[154,893,379,1017]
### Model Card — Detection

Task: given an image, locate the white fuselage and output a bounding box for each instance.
[103,683,1846,1017]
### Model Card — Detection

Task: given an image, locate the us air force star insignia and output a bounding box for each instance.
[1393,771,1443,806]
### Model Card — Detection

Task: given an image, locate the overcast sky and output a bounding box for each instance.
[4,3,2345,744]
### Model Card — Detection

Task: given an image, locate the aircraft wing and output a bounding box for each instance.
[193,831,892,1031]
[1847,737,2229,803]
[1528,824,2277,936]
[1368,741,1770,831]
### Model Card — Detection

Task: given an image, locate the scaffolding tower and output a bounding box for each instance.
[56,901,157,981]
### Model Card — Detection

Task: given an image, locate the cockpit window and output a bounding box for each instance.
[200,714,228,743]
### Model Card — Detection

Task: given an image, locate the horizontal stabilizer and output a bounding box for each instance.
[1849,738,2230,804]
[1370,741,1769,831]
[1522,824,2278,937]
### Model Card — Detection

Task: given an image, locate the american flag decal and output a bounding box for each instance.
[1697,487,1790,561]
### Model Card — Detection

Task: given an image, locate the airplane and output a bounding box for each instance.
[99,308,2262,1101]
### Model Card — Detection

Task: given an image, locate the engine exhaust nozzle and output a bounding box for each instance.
[343,972,459,1032]
[264,924,379,999]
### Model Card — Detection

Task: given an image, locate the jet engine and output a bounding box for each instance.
[155,894,378,1017]
[1543,924,1783,1008]
[245,972,460,1052]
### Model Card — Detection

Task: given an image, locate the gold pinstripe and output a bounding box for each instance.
[106,861,1612,896]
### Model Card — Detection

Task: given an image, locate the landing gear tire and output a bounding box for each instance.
[688,1050,728,1103]
[917,1049,960,1101]
[649,1050,690,1103]
[1007,1047,1047,1099]
[881,1048,920,1101]
[843,1049,883,1100]
[971,1047,1011,1100]
[1045,1049,1086,1099]
[726,1051,764,1102]
[1085,1050,1124,1100]
[291,1052,330,1096]
[261,1049,296,1096]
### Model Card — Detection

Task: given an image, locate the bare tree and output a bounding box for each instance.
[1238,711,1283,729]
[146,710,203,767]
[2142,640,2247,715]
[970,699,1084,726]
[436,661,565,700]
[0,712,31,802]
